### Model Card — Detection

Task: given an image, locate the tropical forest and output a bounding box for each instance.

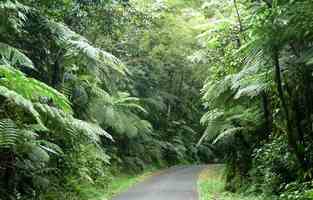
[1,0,313,200]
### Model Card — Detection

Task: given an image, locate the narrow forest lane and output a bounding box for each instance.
[112,165,205,200]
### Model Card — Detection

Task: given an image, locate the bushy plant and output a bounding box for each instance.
[279,182,313,200]
[249,136,299,194]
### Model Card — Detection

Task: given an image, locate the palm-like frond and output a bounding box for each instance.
[212,127,244,144]
[48,22,128,77]
[231,38,273,99]
[197,119,231,146]
[233,77,268,99]
[0,65,72,113]
[70,119,113,141]
[0,0,30,33]
[0,43,35,70]
[200,109,224,125]
[34,103,112,143]
[202,75,234,105]
[198,104,262,146]
[88,88,152,137]
[0,119,64,168]
[112,92,148,114]
[0,86,44,127]
[200,41,271,146]
[0,119,19,148]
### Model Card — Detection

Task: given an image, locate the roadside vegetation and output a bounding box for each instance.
[198,0,313,200]
[0,0,205,199]
[198,165,269,200]
[1,0,313,200]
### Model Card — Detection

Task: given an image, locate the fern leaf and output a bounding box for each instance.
[0,119,19,148]
[0,0,30,32]
[0,86,44,127]
[0,65,72,113]
[48,22,128,76]
[212,127,244,144]
[0,43,35,70]
[34,103,113,143]
[200,109,224,125]
[70,119,113,142]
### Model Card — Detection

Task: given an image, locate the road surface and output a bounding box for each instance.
[113,165,204,200]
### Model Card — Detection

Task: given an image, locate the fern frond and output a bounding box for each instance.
[26,143,50,163]
[202,75,234,105]
[197,120,231,146]
[231,37,272,99]
[234,82,267,99]
[0,86,44,127]
[226,106,262,125]
[37,140,63,156]
[0,0,30,32]
[0,65,72,113]
[136,120,153,135]
[70,119,113,142]
[0,0,30,13]
[88,90,151,137]
[34,103,112,143]
[0,119,19,148]
[142,96,166,112]
[48,22,128,76]
[200,109,224,125]
[213,127,244,144]
[0,43,35,70]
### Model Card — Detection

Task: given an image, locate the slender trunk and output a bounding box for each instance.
[3,152,16,192]
[178,71,184,97]
[233,0,243,47]
[273,49,306,168]
[303,68,313,137]
[167,70,174,121]
[294,100,305,146]
[233,0,243,33]
[51,50,64,88]
[261,91,272,141]
[167,104,171,120]
[290,43,313,138]
[51,58,61,88]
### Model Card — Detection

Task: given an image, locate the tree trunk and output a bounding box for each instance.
[233,0,244,47]
[273,49,306,168]
[261,91,272,141]
[51,50,64,88]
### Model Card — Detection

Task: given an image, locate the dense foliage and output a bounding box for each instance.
[198,0,313,199]
[2,0,313,199]
[0,0,205,199]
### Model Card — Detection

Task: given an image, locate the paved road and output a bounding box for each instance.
[113,165,205,200]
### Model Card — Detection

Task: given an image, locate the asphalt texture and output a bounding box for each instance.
[112,165,205,200]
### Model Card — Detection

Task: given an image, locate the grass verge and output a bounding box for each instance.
[198,164,268,200]
[103,166,157,200]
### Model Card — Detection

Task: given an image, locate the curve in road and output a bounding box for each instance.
[112,165,205,200]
